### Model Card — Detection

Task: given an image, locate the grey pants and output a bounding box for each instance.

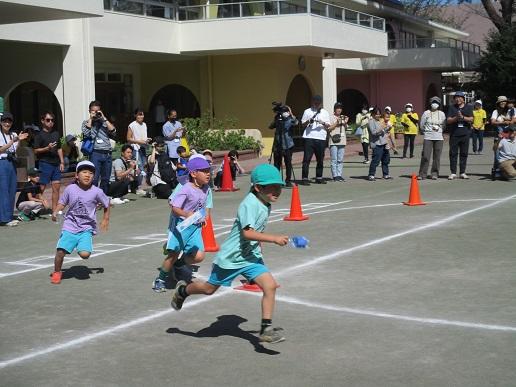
[419,140,443,177]
[18,201,43,215]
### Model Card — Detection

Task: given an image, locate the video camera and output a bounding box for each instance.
[272,101,289,115]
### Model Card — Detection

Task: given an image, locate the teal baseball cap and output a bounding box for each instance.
[251,164,285,186]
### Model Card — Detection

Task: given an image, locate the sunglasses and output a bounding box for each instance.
[44,118,55,122]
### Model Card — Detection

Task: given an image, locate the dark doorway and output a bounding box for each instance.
[8,81,63,135]
[285,74,312,146]
[337,88,369,121]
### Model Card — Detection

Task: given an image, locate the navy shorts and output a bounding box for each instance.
[39,161,61,185]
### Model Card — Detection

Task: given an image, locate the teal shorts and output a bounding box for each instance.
[166,224,204,255]
[208,260,269,287]
[56,230,93,254]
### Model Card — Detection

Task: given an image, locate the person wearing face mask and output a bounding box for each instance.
[446,91,474,180]
[367,107,392,181]
[355,105,371,164]
[269,104,297,187]
[328,102,348,181]
[162,109,186,165]
[417,97,446,180]
[400,103,419,158]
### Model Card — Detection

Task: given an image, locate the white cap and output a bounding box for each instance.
[384,106,392,112]
[76,160,95,172]
[405,103,413,108]
[368,107,374,112]
[188,154,207,161]
[474,100,482,105]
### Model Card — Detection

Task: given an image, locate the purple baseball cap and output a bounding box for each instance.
[187,157,210,172]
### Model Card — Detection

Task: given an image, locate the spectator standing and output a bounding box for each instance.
[300,95,330,185]
[147,136,177,199]
[0,112,29,226]
[418,96,446,180]
[355,106,371,163]
[400,103,419,158]
[33,111,64,212]
[81,100,117,194]
[447,91,474,180]
[269,105,297,187]
[495,126,516,180]
[367,107,392,181]
[162,109,185,164]
[328,102,348,182]
[471,100,487,154]
[16,167,50,220]
[108,144,138,204]
[62,134,79,172]
[384,106,399,155]
[127,108,151,195]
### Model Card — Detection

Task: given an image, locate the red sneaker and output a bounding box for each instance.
[51,271,62,284]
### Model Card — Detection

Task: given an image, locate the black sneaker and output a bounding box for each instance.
[171,280,187,310]
[315,179,327,184]
[299,179,311,186]
[285,181,293,188]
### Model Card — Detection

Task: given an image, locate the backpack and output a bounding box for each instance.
[146,152,177,187]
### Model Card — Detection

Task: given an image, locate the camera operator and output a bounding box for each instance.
[0,112,29,226]
[300,95,330,185]
[147,136,178,199]
[81,100,117,194]
[33,111,64,213]
[108,144,139,204]
[127,108,152,195]
[269,103,297,187]
[328,102,349,182]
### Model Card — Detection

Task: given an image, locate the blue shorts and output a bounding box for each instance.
[166,224,203,255]
[208,261,269,287]
[56,230,93,254]
[39,161,61,185]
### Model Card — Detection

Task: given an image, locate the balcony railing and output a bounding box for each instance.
[388,38,480,54]
[104,0,385,31]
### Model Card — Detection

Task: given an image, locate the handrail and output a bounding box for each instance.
[104,0,385,31]
[388,38,481,54]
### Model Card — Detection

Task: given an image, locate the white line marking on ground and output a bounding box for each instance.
[240,293,516,332]
[0,194,514,368]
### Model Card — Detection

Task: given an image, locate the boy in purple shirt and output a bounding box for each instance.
[153,158,211,292]
[50,161,111,284]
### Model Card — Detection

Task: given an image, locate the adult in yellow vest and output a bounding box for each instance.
[400,103,419,158]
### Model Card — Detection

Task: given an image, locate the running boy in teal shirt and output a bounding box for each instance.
[170,164,289,343]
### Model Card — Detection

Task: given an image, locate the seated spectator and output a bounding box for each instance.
[202,149,214,188]
[16,167,51,221]
[108,144,138,204]
[175,145,189,184]
[146,136,178,199]
[214,149,245,189]
[62,134,79,172]
[496,126,516,180]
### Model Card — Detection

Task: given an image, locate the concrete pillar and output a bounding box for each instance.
[61,19,95,136]
[322,59,337,112]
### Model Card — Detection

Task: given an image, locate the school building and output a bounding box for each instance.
[0,0,479,154]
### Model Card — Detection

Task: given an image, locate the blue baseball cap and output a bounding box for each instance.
[454,91,465,98]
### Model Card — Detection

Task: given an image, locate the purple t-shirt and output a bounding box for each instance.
[59,183,110,234]
[170,183,209,222]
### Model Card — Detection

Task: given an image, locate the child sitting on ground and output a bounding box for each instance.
[152,157,211,292]
[214,149,245,189]
[50,161,110,284]
[170,164,289,344]
[16,167,51,221]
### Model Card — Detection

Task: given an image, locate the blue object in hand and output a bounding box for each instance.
[289,236,309,249]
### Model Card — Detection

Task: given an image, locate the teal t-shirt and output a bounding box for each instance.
[168,182,213,232]
[214,192,270,269]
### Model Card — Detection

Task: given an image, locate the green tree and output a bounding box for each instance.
[476,25,516,107]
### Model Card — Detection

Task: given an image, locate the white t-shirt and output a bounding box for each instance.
[491,110,507,123]
[0,131,18,159]
[301,108,330,141]
[128,121,148,151]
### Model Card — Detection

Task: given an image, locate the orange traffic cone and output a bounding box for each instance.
[284,184,309,221]
[234,279,262,292]
[202,215,219,252]
[403,174,427,206]
[218,155,239,192]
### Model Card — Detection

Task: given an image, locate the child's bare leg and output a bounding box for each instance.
[185,281,219,296]
[162,251,180,272]
[183,250,205,265]
[78,251,91,259]
[54,249,67,272]
[253,272,277,320]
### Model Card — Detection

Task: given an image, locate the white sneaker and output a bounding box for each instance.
[448,174,457,180]
[111,198,125,205]
[5,220,19,227]
[460,173,469,179]
[135,189,146,196]
[122,198,130,203]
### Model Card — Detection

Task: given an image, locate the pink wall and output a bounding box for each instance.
[338,70,442,115]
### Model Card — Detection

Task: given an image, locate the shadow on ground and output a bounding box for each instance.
[62,266,104,280]
[167,314,280,355]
